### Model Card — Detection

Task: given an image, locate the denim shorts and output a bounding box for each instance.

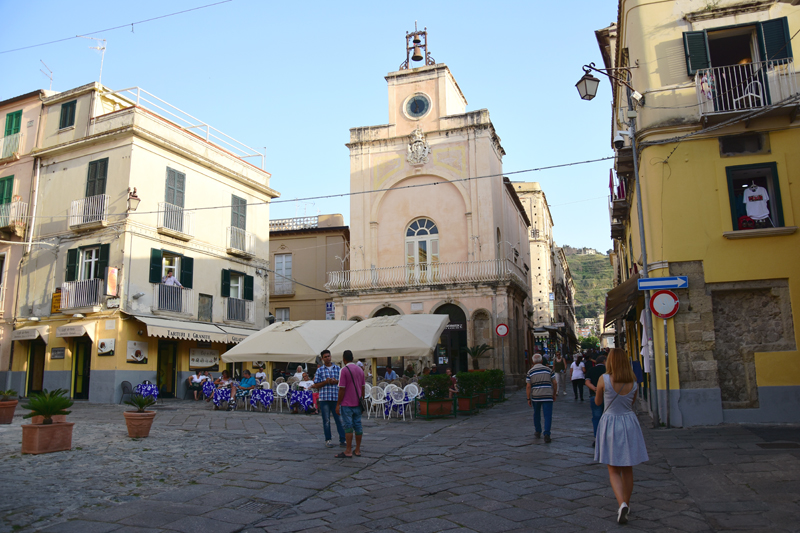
[340,405,363,435]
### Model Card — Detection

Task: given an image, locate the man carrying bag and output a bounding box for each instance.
[335,350,365,458]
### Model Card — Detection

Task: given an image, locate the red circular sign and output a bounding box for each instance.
[650,290,680,319]
[496,324,509,337]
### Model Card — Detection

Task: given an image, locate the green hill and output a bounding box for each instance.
[566,253,613,320]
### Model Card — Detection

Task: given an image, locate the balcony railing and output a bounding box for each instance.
[0,132,23,160]
[69,194,109,229]
[269,216,319,232]
[61,279,102,310]
[225,297,254,323]
[153,283,193,314]
[325,259,528,292]
[157,202,194,239]
[226,226,255,257]
[0,200,28,230]
[695,59,798,116]
[271,277,295,296]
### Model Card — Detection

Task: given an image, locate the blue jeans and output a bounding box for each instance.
[590,396,604,437]
[340,405,363,435]
[319,400,345,443]
[532,401,553,436]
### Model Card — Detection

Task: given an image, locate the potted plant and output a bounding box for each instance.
[417,374,454,419]
[0,389,19,424]
[465,344,493,371]
[123,394,157,438]
[454,372,479,414]
[21,389,74,455]
[475,372,491,408]
[486,369,505,402]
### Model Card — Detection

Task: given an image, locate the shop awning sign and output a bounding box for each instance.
[12,326,50,343]
[136,316,228,343]
[56,322,96,342]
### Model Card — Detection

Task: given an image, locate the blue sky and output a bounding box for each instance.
[1,0,618,253]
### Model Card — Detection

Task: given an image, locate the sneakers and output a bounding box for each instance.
[544,435,551,443]
[227,401,237,412]
[325,440,334,448]
[534,432,541,438]
[339,442,347,448]
[617,503,629,524]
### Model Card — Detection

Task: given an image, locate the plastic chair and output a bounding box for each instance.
[275,382,290,413]
[384,384,399,395]
[369,386,387,420]
[733,80,763,110]
[119,381,133,404]
[390,389,410,421]
[377,382,388,390]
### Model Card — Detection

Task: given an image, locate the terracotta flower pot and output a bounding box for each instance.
[456,395,478,414]
[21,422,74,454]
[30,415,67,425]
[0,400,18,424]
[418,399,453,417]
[123,411,156,438]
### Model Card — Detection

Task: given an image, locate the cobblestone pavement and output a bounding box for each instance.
[1,391,799,532]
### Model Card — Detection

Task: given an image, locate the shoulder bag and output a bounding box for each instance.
[345,364,368,413]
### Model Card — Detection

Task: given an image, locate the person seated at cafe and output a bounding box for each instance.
[293,365,304,381]
[404,364,416,378]
[300,372,319,414]
[290,372,317,414]
[446,368,458,398]
[385,366,399,381]
[254,366,267,384]
[215,370,232,388]
[430,365,439,375]
[228,369,256,412]
[187,370,206,401]
[422,366,431,376]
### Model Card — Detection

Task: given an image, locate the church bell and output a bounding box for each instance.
[411,45,424,62]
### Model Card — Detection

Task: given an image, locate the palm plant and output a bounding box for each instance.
[0,389,18,401]
[22,389,73,424]
[124,394,156,413]
[465,344,493,370]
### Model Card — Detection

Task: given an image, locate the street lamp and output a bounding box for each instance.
[576,72,601,100]
[127,187,141,212]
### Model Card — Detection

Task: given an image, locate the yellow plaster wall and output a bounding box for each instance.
[756,351,800,386]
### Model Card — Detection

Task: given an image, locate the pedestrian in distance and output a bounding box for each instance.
[571,355,586,401]
[553,353,568,396]
[526,353,557,443]
[584,354,607,447]
[336,350,365,458]
[312,350,346,449]
[594,348,649,525]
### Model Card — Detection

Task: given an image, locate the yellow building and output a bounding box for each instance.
[599,1,800,425]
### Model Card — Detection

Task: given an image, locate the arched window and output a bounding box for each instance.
[406,218,439,282]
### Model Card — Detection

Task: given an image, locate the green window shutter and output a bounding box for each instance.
[97,244,110,280]
[221,269,231,298]
[165,168,186,207]
[66,248,79,282]
[683,31,710,76]
[0,176,13,204]
[231,195,246,229]
[759,17,792,61]
[59,101,76,129]
[86,158,108,197]
[149,248,163,284]
[180,256,194,289]
[243,275,254,301]
[4,111,22,136]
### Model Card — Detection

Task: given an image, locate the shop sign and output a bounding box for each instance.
[190,349,219,370]
[12,329,39,341]
[325,302,335,320]
[444,323,465,331]
[229,334,249,344]
[51,289,61,314]
[98,339,115,356]
[105,267,119,296]
[50,347,66,360]
[127,341,148,364]
[57,325,89,338]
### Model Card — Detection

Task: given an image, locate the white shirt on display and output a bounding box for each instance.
[744,186,770,220]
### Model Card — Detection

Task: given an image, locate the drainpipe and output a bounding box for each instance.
[26,158,40,255]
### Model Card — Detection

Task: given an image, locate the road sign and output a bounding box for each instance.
[638,276,688,291]
[650,290,680,319]
[496,324,509,337]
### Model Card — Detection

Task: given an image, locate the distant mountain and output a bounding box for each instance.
[567,253,613,320]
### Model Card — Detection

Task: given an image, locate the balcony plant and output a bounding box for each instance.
[123,394,157,438]
[21,389,75,455]
[465,344,493,371]
[486,369,505,402]
[0,389,19,424]
[417,374,454,419]
[454,372,479,415]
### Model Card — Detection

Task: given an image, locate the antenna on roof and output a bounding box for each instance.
[77,35,107,86]
[39,60,53,91]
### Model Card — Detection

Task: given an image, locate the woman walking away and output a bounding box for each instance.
[570,356,586,401]
[594,348,648,525]
[553,353,567,396]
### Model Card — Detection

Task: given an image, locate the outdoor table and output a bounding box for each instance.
[212,388,232,407]
[384,392,411,418]
[250,389,274,409]
[134,383,159,400]
[288,390,314,411]
[202,381,215,399]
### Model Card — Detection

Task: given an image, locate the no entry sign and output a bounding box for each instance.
[650,290,680,319]
[496,324,509,337]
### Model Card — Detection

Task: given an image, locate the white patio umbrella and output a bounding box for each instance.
[327,314,449,360]
[221,320,356,364]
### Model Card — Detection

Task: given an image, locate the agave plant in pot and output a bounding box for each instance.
[0,389,19,424]
[21,389,74,455]
[123,394,157,438]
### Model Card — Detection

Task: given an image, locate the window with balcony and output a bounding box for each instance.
[221,269,254,323]
[70,158,109,228]
[59,100,77,129]
[226,195,254,256]
[273,253,293,295]
[62,244,109,310]
[2,110,22,160]
[0,175,12,228]
[158,168,193,239]
[406,218,439,283]
[725,162,785,232]
[149,248,194,313]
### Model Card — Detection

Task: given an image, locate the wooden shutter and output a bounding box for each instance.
[97,244,110,280]
[221,269,231,298]
[165,168,186,207]
[180,256,194,289]
[66,248,79,282]
[59,101,76,129]
[683,31,710,76]
[231,195,246,229]
[0,176,13,204]
[4,111,22,136]
[86,159,107,197]
[243,275,254,301]
[149,248,163,284]
[759,17,792,61]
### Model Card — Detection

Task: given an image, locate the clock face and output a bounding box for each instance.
[406,95,430,118]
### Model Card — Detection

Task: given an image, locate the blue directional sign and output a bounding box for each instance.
[638,276,688,291]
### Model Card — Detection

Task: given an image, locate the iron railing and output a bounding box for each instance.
[695,59,798,116]
[69,194,109,227]
[0,132,23,160]
[325,259,528,291]
[225,297,254,323]
[0,200,28,228]
[157,202,194,237]
[227,226,255,256]
[61,279,102,310]
[269,216,319,232]
[153,283,193,314]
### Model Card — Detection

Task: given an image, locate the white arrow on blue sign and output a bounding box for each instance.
[637,276,688,291]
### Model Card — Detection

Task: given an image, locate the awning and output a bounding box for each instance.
[135,316,228,344]
[604,273,641,327]
[11,325,50,343]
[56,321,96,342]
[218,325,260,344]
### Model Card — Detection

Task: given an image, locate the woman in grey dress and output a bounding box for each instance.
[594,348,648,524]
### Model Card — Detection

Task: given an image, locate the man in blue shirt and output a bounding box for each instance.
[312,350,346,448]
[384,365,399,381]
[228,369,256,411]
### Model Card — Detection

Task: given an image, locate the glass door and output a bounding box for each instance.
[157,341,177,398]
[27,340,46,395]
[73,339,92,399]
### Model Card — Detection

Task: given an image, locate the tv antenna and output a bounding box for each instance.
[77,35,107,85]
[39,60,53,91]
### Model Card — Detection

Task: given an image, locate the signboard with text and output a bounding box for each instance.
[190,349,220,370]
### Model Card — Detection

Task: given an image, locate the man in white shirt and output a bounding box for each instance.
[254,366,267,384]
[162,271,182,286]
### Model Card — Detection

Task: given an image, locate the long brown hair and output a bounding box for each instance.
[606,348,635,383]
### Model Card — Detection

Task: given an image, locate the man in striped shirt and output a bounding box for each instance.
[312,350,346,448]
[526,353,558,443]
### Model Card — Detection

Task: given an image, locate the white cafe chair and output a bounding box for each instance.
[390,389,410,421]
[364,383,372,410]
[369,386,387,420]
[275,382,290,413]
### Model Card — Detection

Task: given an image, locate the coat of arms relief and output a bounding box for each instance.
[406,127,430,165]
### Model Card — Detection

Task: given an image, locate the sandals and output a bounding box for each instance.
[334,452,352,459]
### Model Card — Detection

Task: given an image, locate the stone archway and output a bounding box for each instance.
[371,305,402,317]
[434,303,469,374]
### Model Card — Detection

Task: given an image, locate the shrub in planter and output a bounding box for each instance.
[21,389,74,454]
[0,389,19,425]
[465,344,493,371]
[123,394,157,438]
[454,372,479,414]
[417,374,454,418]
[474,372,491,407]
[485,369,505,400]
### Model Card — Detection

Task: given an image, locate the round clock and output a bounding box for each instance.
[405,94,430,119]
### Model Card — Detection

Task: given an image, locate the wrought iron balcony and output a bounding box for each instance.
[69,194,109,231]
[157,202,194,240]
[0,200,28,235]
[226,226,255,257]
[0,132,23,161]
[225,297,254,323]
[61,279,102,310]
[325,259,528,292]
[695,59,798,116]
[269,216,319,232]
[153,283,194,315]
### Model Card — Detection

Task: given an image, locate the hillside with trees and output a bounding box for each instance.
[566,251,613,320]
